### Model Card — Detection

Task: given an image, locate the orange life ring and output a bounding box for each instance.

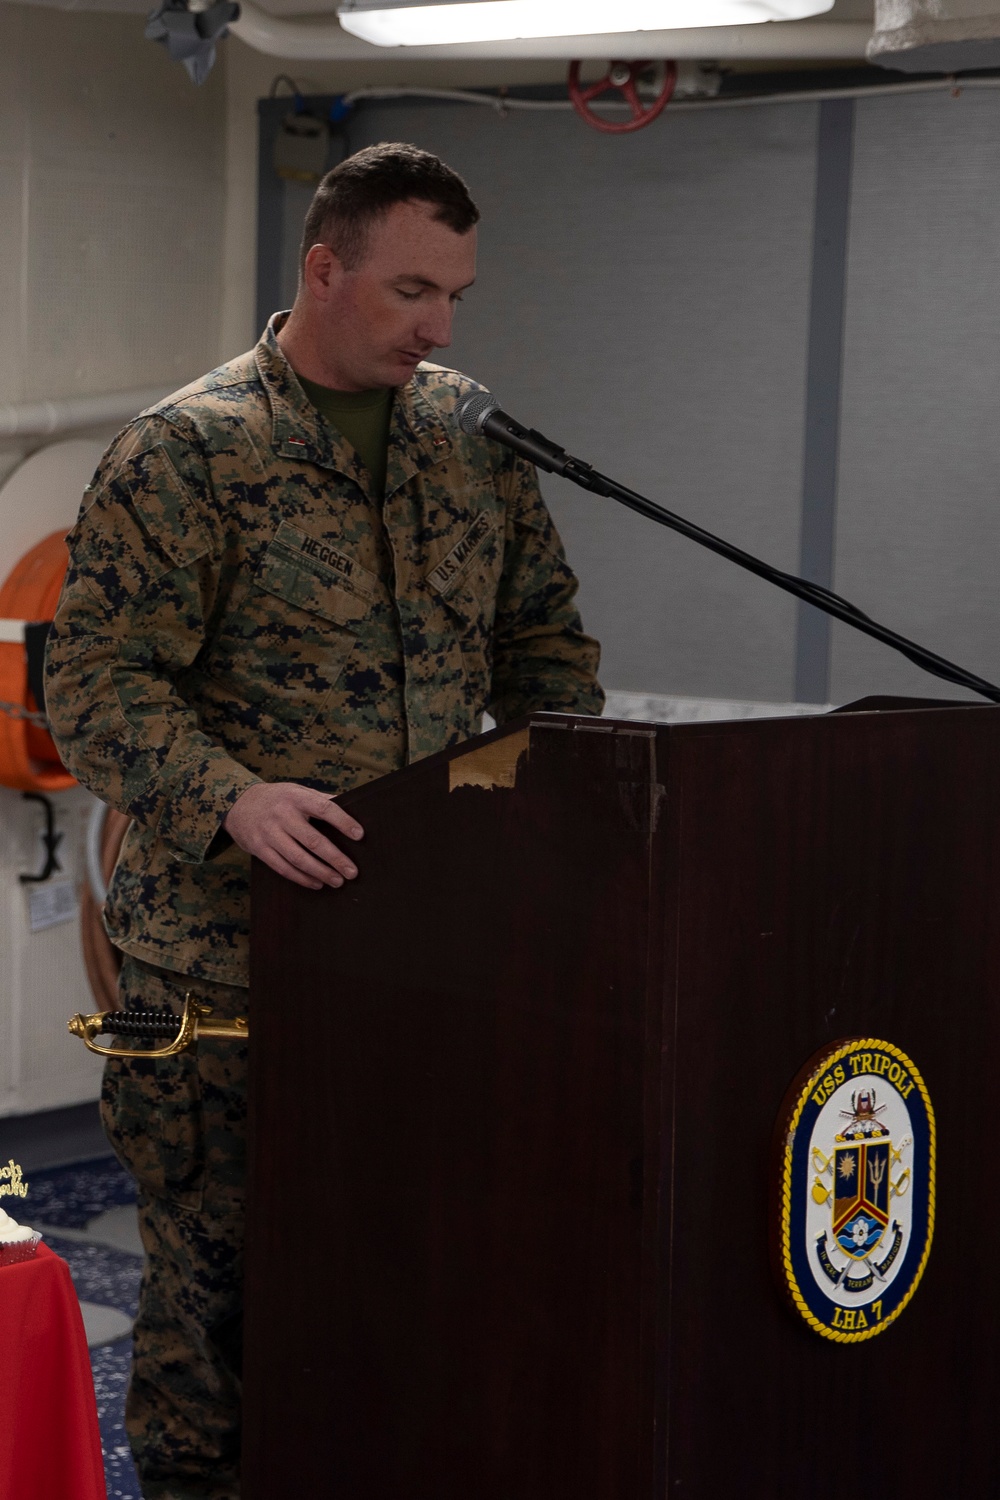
[0,530,75,792]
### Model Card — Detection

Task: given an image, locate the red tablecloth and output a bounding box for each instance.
[0,1242,106,1499]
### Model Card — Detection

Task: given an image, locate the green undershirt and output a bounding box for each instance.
[298,375,393,502]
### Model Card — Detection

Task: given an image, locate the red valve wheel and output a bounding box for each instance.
[568,59,677,134]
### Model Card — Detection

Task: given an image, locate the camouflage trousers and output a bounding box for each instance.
[101,956,249,1500]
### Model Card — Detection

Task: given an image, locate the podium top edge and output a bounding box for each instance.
[528,699,995,734]
[353,702,995,792]
[324,699,998,813]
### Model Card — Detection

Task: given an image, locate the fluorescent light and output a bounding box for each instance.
[337,0,833,46]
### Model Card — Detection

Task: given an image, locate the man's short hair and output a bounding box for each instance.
[299,142,480,275]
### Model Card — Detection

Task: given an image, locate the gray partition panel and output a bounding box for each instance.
[258,90,1000,707]
[833,89,1000,703]
[796,98,854,705]
[341,100,818,702]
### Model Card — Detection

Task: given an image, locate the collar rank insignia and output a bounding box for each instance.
[773,1038,935,1343]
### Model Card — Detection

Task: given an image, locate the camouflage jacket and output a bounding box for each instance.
[45,317,603,986]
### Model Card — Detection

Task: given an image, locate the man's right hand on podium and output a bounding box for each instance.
[224,782,365,891]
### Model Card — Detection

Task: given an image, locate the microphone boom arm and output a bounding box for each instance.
[461,395,1000,706]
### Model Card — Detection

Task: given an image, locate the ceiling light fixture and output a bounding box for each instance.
[336,0,834,47]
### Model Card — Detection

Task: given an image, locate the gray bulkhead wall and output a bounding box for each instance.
[835,91,1000,702]
[260,90,1000,707]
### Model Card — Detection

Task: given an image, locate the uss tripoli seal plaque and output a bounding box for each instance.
[773,1038,936,1343]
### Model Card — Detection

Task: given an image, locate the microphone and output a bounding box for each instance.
[455,389,604,492]
[453,386,1000,706]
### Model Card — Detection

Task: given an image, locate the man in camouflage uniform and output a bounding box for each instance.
[46,143,602,1499]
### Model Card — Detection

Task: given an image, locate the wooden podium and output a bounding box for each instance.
[244,703,1000,1497]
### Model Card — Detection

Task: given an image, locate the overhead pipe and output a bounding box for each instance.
[0,387,175,442]
[231,3,872,59]
[0,0,873,60]
[3,0,872,60]
[343,75,1000,110]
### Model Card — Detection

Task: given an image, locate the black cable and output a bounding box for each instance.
[269,73,301,100]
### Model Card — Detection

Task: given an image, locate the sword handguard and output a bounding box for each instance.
[68,995,248,1059]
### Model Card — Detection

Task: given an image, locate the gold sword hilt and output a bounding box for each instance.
[67,995,249,1059]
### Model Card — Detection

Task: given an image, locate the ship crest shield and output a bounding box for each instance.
[832,1141,890,1259]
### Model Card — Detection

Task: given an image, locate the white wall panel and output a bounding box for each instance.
[0,4,226,407]
[0,6,25,164]
[26,167,226,395]
[0,8,228,1119]
[0,440,108,578]
[22,8,214,178]
[0,787,103,1118]
[0,161,25,409]
[0,441,121,1116]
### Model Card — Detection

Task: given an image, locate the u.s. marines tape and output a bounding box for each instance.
[774,1038,935,1343]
